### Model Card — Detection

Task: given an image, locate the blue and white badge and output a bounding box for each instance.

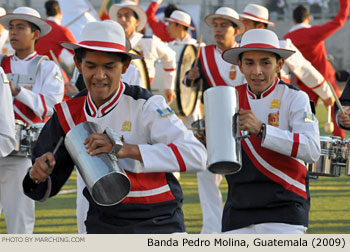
[157,107,175,117]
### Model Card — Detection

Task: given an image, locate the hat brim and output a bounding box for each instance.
[164,17,195,30]
[109,4,147,32]
[0,14,51,37]
[222,47,295,65]
[205,14,246,35]
[61,42,143,60]
[239,13,275,27]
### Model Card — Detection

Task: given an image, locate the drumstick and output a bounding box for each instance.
[324,105,334,133]
[327,80,345,114]
[52,136,64,157]
[49,50,69,83]
[190,35,203,88]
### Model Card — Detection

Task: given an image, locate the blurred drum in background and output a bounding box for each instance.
[129,49,151,91]
[152,42,200,116]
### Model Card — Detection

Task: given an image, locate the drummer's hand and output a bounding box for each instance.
[187,67,200,81]
[30,152,56,184]
[337,106,350,128]
[239,109,262,135]
[165,89,176,105]
[65,82,79,96]
[84,133,113,156]
[322,96,335,107]
[9,81,21,97]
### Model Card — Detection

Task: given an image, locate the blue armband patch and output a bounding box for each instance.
[157,108,175,117]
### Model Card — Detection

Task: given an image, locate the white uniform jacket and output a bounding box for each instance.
[186,44,245,92]
[24,82,206,202]
[222,78,320,231]
[1,52,64,124]
[0,67,15,157]
[129,32,177,90]
[280,39,332,100]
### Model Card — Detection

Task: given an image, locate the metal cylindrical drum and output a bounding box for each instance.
[307,136,341,177]
[204,86,242,175]
[65,121,131,206]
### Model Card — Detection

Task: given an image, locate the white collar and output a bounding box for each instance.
[13,51,37,61]
[47,16,61,25]
[129,32,143,48]
[289,23,311,32]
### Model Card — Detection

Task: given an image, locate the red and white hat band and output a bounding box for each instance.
[79,41,126,51]
[242,12,269,22]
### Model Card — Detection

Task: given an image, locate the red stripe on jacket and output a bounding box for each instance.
[168,143,186,172]
[199,45,228,87]
[236,84,307,199]
[54,96,175,204]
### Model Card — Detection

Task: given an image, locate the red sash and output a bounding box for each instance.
[236,84,307,199]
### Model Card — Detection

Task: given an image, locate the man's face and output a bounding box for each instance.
[238,51,284,95]
[166,21,180,39]
[75,50,130,108]
[117,8,139,39]
[8,20,39,51]
[241,18,257,32]
[212,18,237,45]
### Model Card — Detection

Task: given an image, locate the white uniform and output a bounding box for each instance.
[0,52,64,234]
[280,39,332,100]
[129,32,177,90]
[76,63,142,234]
[0,67,15,157]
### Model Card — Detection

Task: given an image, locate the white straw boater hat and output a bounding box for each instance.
[108,1,147,32]
[240,4,275,27]
[0,7,51,37]
[205,7,245,35]
[61,20,142,59]
[164,10,195,30]
[222,29,295,65]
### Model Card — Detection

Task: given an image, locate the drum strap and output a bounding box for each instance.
[7,55,49,86]
[236,84,308,199]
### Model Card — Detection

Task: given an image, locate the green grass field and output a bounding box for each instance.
[1,103,350,234]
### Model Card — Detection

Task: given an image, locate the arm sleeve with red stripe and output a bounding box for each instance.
[153,37,177,90]
[261,90,320,163]
[282,39,332,100]
[14,60,64,118]
[138,95,207,173]
[0,71,16,157]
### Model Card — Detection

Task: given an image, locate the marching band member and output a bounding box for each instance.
[22,20,206,234]
[185,7,245,234]
[239,3,334,108]
[109,1,177,105]
[165,10,200,128]
[0,6,64,233]
[221,29,320,234]
[165,10,197,45]
[36,0,77,66]
[146,0,177,42]
[284,0,350,138]
[0,67,15,157]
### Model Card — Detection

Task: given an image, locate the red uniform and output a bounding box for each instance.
[146,1,173,42]
[35,19,76,60]
[284,0,350,138]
